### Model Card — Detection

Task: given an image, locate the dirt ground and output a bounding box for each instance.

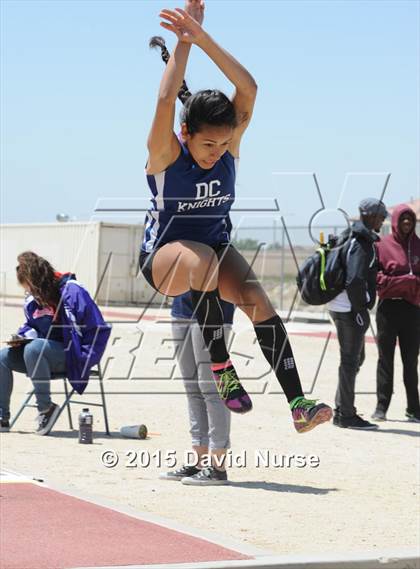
[1,301,419,557]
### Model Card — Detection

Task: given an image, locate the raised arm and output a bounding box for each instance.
[197,32,257,155]
[146,41,191,174]
[147,1,205,174]
[159,7,257,157]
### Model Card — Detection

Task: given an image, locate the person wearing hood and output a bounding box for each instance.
[0,251,111,435]
[372,204,420,422]
[328,198,388,430]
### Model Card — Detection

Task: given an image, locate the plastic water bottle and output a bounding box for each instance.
[78,408,93,444]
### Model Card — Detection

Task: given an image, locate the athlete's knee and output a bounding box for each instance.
[236,282,272,311]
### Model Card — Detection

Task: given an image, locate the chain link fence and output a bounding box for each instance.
[231,224,347,312]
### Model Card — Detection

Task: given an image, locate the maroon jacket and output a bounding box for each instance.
[376,204,420,306]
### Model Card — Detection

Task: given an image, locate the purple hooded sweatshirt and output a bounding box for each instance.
[18,273,111,394]
[376,204,420,306]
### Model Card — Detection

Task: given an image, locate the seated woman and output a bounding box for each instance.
[0,251,111,435]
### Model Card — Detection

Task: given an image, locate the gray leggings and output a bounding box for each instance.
[172,322,231,451]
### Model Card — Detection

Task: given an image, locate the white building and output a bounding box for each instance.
[0,222,163,305]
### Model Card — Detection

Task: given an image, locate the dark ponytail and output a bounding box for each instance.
[149,36,192,105]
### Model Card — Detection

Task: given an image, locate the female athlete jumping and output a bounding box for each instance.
[140,0,332,432]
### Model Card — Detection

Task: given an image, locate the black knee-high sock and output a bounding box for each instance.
[190,288,229,364]
[254,315,304,402]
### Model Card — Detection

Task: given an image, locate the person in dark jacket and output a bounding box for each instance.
[0,252,111,435]
[372,204,420,422]
[328,198,388,430]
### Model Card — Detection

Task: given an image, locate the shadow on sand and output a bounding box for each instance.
[228,481,338,494]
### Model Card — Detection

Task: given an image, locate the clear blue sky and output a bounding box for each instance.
[1,0,419,229]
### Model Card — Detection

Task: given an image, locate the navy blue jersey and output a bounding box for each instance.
[142,142,237,253]
[171,291,235,324]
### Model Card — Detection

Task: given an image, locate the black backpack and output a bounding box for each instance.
[296,232,350,305]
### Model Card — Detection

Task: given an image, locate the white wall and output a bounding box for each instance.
[0,222,163,305]
[0,222,100,298]
[96,224,163,304]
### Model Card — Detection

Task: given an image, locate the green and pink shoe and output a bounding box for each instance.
[211,361,253,414]
[290,396,332,433]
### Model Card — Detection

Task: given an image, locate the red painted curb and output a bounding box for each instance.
[1,483,251,569]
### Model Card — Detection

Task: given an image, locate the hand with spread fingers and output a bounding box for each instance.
[159,5,206,45]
